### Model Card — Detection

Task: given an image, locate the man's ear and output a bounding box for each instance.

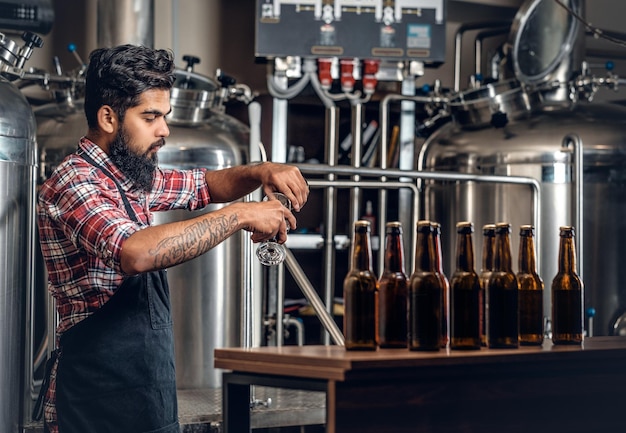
[97,105,118,134]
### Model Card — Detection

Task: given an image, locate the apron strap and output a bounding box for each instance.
[77,150,141,223]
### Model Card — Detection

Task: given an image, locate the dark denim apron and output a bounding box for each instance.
[42,151,179,433]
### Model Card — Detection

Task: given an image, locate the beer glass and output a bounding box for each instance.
[256,192,291,266]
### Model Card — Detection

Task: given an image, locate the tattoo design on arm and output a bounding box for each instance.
[149,214,239,268]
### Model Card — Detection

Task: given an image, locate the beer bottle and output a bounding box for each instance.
[377,222,408,348]
[479,224,496,347]
[432,222,450,348]
[517,225,544,346]
[408,221,442,351]
[487,222,519,348]
[551,226,584,345]
[450,222,481,350]
[343,220,378,350]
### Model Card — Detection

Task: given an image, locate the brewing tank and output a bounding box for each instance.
[0,74,37,432]
[417,0,626,336]
[420,100,626,337]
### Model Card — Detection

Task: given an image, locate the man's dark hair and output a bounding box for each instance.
[84,45,176,129]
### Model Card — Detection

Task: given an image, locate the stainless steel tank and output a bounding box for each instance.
[420,101,626,337]
[0,65,37,433]
[420,0,626,336]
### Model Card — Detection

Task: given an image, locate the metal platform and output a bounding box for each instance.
[22,386,326,432]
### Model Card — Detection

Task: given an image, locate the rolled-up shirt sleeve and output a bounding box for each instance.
[149,167,211,212]
[43,166,143,275]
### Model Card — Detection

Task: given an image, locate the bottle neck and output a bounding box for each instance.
[558,236,577,274]
[518,235,537,273]
[351,231,373,271]
[494,232,513,272]
[384,232,405,273]
[456,233,475,272]
[482,235,495,272]
[433,231,444,274]
[415,231,437,272]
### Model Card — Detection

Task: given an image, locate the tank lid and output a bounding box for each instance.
[509,0,581,86]
[169,68,221,124]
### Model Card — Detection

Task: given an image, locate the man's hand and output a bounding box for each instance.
[257,163,309,212]
[238,199,295,244]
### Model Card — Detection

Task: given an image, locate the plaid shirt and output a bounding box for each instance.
[37,137,211,432]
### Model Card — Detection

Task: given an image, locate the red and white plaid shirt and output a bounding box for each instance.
[37,137,211,432]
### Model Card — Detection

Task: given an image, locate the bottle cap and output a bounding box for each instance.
[417,220,433,233]
[385,221,402,233]
[355,220,371,232]
[482,223,496,235]
[456,221,473,233]
[495,222,511,233]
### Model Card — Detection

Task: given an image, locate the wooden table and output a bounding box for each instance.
[215,337,626,433]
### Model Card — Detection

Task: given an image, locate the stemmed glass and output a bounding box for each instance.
[255,192,292,266]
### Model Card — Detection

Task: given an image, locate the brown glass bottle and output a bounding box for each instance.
[343,220,378,350]
[551,226,584,345]
[487,222,519,348]
[408,221,442,351]
[377,222,408,348]
[517,225,544,346]
[479,224,496,347]
[450,222,481,350]
[431,222,450,349]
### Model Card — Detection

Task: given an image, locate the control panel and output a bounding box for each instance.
[0,0,54,34]
[255,0,446,64]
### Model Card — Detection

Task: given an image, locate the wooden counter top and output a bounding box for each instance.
[218,337,626,432]
[215,336,626,381]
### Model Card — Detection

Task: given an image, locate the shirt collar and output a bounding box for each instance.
[78,137,143,194]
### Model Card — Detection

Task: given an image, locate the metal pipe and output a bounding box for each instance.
[394,73,418,275]
[24,157,38,418]
[474,27,509,79]
[242,102,265,349]
[378,92,447,272]
[275,264,286,347]
[285,316,305,346]
[284,249,345,346]
[453,21,512,92]
[349,102,364,224]
[297,163,541,251]
[562,133,584,279]
[241,199,254,349]
[321,106,340,345]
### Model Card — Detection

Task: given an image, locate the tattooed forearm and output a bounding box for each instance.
[149,213,239,268]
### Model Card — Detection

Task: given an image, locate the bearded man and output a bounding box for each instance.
[35,44,308,433]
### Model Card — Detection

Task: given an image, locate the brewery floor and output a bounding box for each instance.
[22,386,326,432]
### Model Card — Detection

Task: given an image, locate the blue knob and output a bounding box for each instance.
[475,73,483,82]
[421,84,431,93]
[67,43,77,53]
[606,61,615,71]
[586,307,596,317]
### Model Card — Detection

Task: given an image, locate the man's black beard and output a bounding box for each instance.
[109,128,163,192]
